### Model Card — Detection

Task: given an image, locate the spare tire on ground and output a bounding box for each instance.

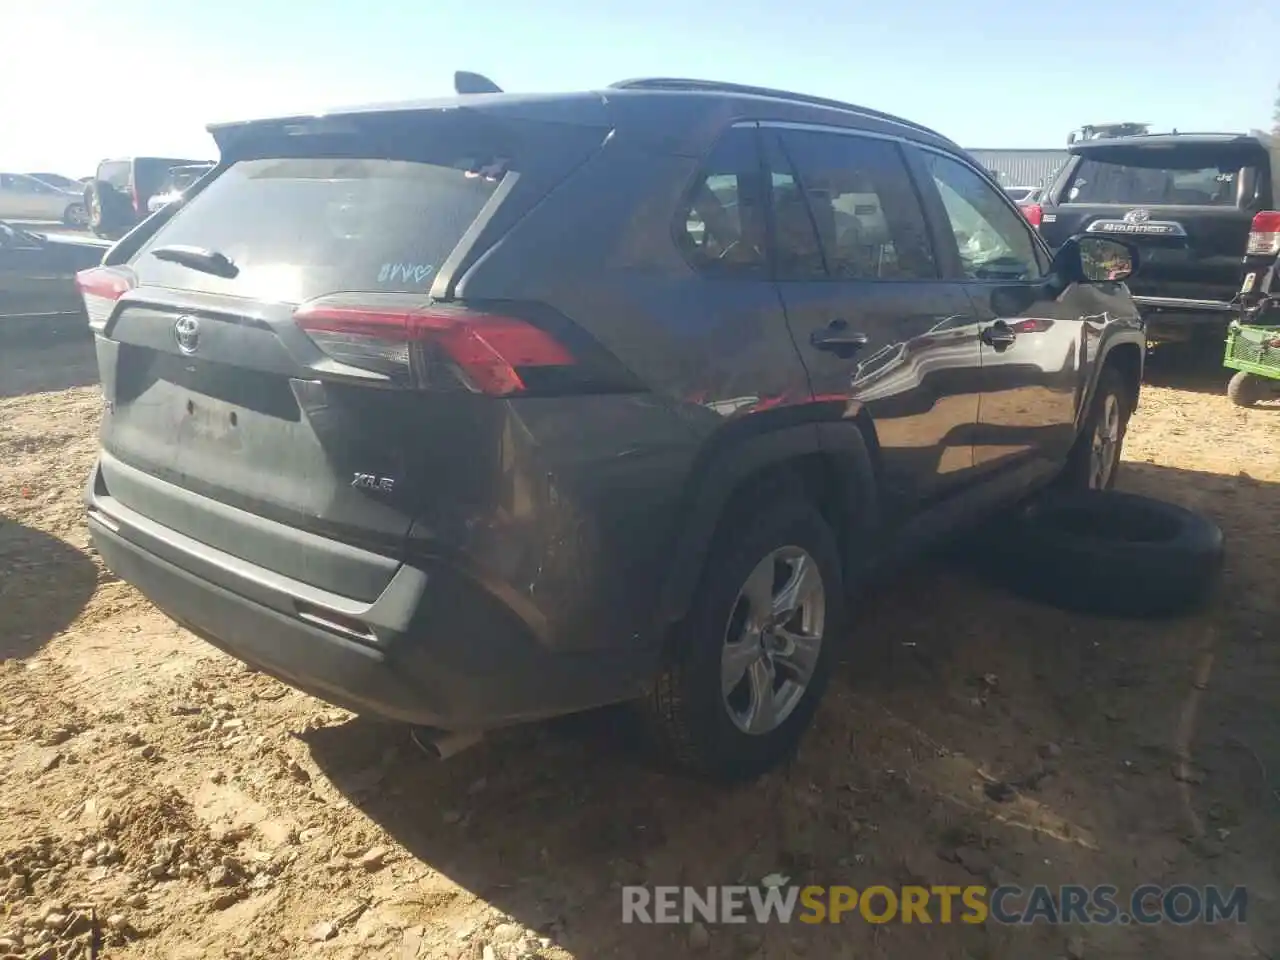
[973,490,1225,619]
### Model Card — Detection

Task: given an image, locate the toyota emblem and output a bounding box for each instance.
[1122,208,1151,224]
[174,315,201,355]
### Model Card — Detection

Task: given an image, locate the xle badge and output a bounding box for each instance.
[351,473,395,494]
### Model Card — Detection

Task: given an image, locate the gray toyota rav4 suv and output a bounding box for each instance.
[78,76,1146,781]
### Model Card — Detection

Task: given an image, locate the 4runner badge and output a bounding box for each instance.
[1086,209,1186,237]
[351,473,395,493]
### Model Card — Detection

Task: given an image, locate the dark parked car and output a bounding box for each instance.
[1030,131,1275,346]
[0,222,108,336]
[84,156,212,240]
[77,75,1146,781]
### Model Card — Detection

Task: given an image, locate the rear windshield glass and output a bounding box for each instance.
[163,167,211,192]
[133,156,504,302]
[135,158,206,194]
[1065,151,1253,206]
[98,161,130,189]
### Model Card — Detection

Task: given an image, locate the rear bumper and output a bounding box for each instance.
[85,461,656,730]
[1134,297,1234,341]
[1133,295,1234,316]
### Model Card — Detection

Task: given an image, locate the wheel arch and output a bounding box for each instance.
[656,415,880,629]
[1103,339,1144,413]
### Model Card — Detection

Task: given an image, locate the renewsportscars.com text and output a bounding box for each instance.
[622,884,1248,926]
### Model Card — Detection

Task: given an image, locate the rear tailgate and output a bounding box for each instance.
[1054,203,1252,301]
[89,107,609,601]
[1045,141,1268,302]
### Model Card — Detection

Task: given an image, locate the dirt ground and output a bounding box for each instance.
[1,337,1278,960]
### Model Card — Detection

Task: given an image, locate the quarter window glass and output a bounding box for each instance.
[773,130,937,281]
[677,127,768,277]
[924,151,1044,281]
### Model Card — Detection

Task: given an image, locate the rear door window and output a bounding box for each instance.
[1,174,44,194]
[1064,151,1254,206]
[132,155,505,302]
[769,129,937,281]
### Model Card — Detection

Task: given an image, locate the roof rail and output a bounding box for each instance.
[1069,129,1258,145]
[607,77,947,141]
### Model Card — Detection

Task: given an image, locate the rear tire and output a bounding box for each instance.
[1059,366,1131,491]
[63,203,87,228]
[643,494,844,782]
[1227,370,1266,408]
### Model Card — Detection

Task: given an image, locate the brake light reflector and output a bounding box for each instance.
[75,266,136,331]
[1021,203,1043,228]
[1246,210,1280,256]
[293,297,575,396]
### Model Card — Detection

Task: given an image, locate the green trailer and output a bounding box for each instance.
[1224,130,1280,407]
[1223,320,1280,406]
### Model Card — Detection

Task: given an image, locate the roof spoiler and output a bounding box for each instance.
[455,71,503,95]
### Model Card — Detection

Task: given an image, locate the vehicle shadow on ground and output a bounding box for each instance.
[1143,344,1234,397]
[304,461,1279,960]
[0,518,98,659]
[0,335,97,399]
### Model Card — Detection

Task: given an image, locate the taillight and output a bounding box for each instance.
[293,296,576,396]
[75,266,136,331]
[131,182,142,216]
[1021,203,1043,228]
[1246,210,1280,256]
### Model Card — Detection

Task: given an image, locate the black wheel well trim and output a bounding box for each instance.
[1099,336,1144,411]
[1078,334,1144,429]
[655,416,879,627]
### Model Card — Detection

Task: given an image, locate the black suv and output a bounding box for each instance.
[77,76,1146,781]
[1032,132,1275,346]
[84,156,211,239]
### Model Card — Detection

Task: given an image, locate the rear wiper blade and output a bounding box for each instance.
[150,244,239,279]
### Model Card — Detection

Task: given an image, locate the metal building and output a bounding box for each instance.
[965,149,1070,189]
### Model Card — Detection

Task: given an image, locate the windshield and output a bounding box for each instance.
[1065,151,1254,205]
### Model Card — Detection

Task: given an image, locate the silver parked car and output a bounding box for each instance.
[0,173,88,226]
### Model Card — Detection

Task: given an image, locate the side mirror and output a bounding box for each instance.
[1053,235,1139,284]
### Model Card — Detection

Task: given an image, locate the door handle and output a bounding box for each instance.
[810,319,869,355]
[980,321,1017,348]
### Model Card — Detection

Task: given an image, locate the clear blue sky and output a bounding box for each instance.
[5,0,1278,176]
